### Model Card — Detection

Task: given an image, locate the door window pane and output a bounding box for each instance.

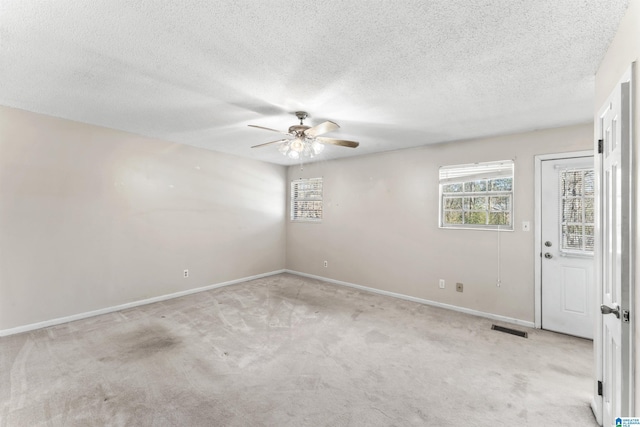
[559,168,595,253]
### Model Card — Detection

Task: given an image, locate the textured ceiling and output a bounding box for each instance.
[0,1,629,165]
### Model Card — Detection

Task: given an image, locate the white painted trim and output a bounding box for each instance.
[533,150,593,330]
[629,61,637,419]
[0,270,286,337]
[286,270,535,329]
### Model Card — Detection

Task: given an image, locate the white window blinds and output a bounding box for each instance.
[439,160,514,183]
[291,178,323,221]
[559,168,595,253]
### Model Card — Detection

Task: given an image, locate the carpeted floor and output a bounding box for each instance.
[0,273,596,426]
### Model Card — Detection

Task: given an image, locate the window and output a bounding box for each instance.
[291,178,323,221]
[439,160,514,230]
[559,168,594,253]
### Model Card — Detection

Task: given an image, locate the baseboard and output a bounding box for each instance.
[286,270,536,329]
[0,269,286,337]
[1,269,534,337]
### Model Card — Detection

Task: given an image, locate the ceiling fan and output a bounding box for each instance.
[248,111,359,159]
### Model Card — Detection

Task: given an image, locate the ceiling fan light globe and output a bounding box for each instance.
[291,139,304,152]
[278,142,290,154]
[302,145,312,157]
[287,150,300,159]
[311,140,325,154]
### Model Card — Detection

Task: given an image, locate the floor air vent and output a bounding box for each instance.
[491,324,528,338]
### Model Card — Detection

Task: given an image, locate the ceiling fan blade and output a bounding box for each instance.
[316,137,359,148]
[251,139,289,148]
[248,124,289,135]
[304,121,340,137]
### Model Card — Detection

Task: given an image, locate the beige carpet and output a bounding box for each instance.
[0,273,596,426]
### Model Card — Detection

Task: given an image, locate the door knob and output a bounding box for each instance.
[544,252,553,259]
[600,304,620,318]
[545,241,552,247]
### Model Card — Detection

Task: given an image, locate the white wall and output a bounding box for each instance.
[286,124,592,324]
[594,0,640,413]
[0,106,286,331]
[0,109,596,332]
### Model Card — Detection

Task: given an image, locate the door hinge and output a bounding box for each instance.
[597,380,603,396]
[622,309,630,323]
[597,139,603,154]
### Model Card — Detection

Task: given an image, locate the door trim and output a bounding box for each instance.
[534,150,593,330]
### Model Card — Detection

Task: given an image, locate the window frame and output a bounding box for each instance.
[439,160,515,231]
[290,177,323,222]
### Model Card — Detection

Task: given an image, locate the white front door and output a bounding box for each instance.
[541,157,595,339]
[596,67,633,426]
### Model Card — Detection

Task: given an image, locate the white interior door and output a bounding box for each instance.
[596,66,633,426]
[541,157,595,339]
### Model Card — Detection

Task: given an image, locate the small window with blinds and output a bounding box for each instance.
[291,178,323,222]
[560,168,595,253]
[439,160,514,230]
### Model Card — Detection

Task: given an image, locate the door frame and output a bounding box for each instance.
[534,150,594,330]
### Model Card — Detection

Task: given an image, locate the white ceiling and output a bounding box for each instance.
[0,1,629,165]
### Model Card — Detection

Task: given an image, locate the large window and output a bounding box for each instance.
[291,178,323,222]
[439,160,514,230]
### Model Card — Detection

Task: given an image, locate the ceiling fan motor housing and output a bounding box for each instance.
[288,125,311,136]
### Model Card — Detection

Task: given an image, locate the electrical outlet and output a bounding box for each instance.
[183,269,189,278]
[324,260,328,268]
[439,279,445,289]
[456,282,463,292]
